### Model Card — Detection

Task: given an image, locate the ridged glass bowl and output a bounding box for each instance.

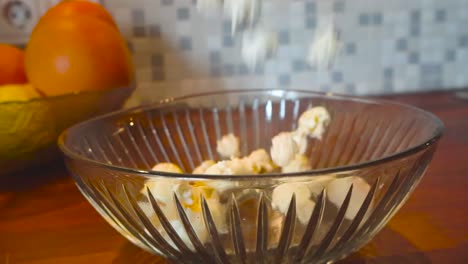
[59,89,443,264]
[0,86,133,175]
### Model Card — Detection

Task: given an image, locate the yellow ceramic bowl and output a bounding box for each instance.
[0,85,134,175]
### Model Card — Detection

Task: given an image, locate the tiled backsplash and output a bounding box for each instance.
[7,0,468,103]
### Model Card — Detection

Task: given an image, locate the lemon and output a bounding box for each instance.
[0,86,55,160]
[0,83,41,102]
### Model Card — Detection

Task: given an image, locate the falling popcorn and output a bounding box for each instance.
[241,28,278,70]
[224,0,262,34]
[307,22,342,70]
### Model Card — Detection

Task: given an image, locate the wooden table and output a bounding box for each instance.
[1,89,467,264]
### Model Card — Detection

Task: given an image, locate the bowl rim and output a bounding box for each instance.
[58,88,445,179]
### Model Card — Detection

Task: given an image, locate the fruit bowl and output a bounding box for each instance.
[0,86,134,175]
[59,89,443,264]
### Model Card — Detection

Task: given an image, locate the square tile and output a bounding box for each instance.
[333,1,345,13]
[359,13,370,26]
[459,35,468,46]
[177,7,190,20]
[383,81,394,92]
[223,20,231,35]
[373,13,383,25]
[131,9,145,26]
[278,74,291,86]
[292,60,309,72]
[152,68,165,81]
[445,49,456,61]
[179,37,192,50]
[345,42,356,55]
[149,25,161,38]
[305,17,316,29]
[278,30,290,45]
[238,64,250,75]
[211,67,222,77]
[383,67,394,79]
[133,26,146,37]
[332,71,343,83]
[151,54,164,67]
[396,38,408,51]
[408,52,419,64]
[410,26,420,36]
[346,83,356,93]
[435,9,446,22]
[410,10,421,24]
[223,64,236,76]
[305,2,316,16]
[161,0,173,6]
[223,35,235,47]
[210,51,222,64]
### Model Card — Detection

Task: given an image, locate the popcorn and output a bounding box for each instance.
[193,160,216,174]
[204,159,253,175]
[282,154,311,173]
[326,176,371,220]
[307,175,336,197]
[151,162,183,174]
[270,132,299,167]
[297,106,331,140]
[241,28,278,69]
[307,22,342,70]
[216,133,240,159]
[245,148,276,173]
[272,182,316,224]
[144,162,184,204]
[292,131,308,155]
[224,0,262,34]
[203,158,254,191]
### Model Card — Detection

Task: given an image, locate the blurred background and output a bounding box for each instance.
[2,0,467,104]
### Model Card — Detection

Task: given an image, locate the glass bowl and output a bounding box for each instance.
[0,86,134,175]
[59,89,443,264]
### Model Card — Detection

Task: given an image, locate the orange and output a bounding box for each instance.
[25,16,134,96]
[37,0,118,30]
[0,44,28,85]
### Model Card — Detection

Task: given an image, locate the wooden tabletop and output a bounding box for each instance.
[1,89,467,264]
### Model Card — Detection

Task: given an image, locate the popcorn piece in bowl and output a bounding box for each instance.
[245,148,276,173]
[327,176,371,220]
[193,160,216,174]
[142,162,184,205]
[270,132,299,167]
[272,182,316,224]
[297,106,331,140]
[282,154,311,174]
[216,133,240,159]
[151,162,183,174]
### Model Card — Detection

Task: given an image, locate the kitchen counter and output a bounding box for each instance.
[1,89,467,264]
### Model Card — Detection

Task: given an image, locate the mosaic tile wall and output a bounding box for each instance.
[38,1,468,102]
